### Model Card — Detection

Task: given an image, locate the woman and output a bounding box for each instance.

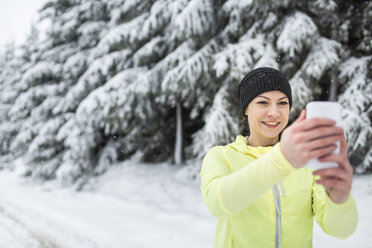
[200,67,357,248]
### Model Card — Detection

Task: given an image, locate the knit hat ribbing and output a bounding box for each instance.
[237,67,292,114]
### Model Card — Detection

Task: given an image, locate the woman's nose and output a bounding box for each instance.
[267,105,280,117]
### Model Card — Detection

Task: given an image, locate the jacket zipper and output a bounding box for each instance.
[272,183,282,248]
[280,180,286,197]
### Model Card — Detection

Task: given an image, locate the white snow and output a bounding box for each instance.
[213,35,278,80]
[0,158,215,248]
[161,40,216,95]
[0,159,371,248]
[98,13,147,53]
[302,37,341,79]
[171,0,215,39]
[276,11,318,57]
[192,84,239,158]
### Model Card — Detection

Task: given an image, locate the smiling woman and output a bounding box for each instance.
[200,67,358,248]
[245,91,290,147]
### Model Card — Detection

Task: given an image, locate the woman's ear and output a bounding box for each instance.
[244,105,249,116]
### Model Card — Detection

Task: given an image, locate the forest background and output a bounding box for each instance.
[0,0,371,188]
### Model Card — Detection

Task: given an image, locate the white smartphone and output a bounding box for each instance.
[305,101,343,170]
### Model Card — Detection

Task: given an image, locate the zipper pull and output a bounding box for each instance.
[280,180,286,197]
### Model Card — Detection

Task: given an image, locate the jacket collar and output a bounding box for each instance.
[226,135,273,158]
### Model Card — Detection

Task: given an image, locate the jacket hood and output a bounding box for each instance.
[227,135,273,158]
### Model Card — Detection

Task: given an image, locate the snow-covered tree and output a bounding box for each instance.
[0,0,371,184]
[338,57,372,173]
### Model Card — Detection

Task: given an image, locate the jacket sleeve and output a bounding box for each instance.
[312,177,358,239]
[200,143,295,217]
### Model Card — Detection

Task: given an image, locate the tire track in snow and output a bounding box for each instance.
[0,199,100,248]
[0,204,59,248]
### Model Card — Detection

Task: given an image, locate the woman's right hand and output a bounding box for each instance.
[280,110,344,169]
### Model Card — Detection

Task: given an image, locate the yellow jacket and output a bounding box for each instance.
[200,135,358,248]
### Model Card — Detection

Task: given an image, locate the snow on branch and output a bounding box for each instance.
[289,73,313,115]
[76,68,147,135]
[222,0,253,14]
[140,0,188,41]
[276,11,318,57]
[40,43,79,63]
[301,37,342,80]
[342,109,372,154]
[109,0,151,25]
[27,114,72,164]
[98,13,148,53]
[57,121,101,185]
[150,41,194,79]
[171,0,216,40]
[160,40,218,104]
[132,36,168,67]
[19,61,62,90]
[192,83,239,158]
[10,119,44,156]
[213,35,278,80]
[134,40,194,103]
[337,56,372,172]
[77,21,107,49]
[307,0,337,15]
[0,121,21,155]
[337,55,372,114]
[360,148,372,173]
[341,108,372,172]
[30,96,63,121]
[62,51,89,79]
[289,37,342,114]
[54,50,131,114]
[9,84,60,121]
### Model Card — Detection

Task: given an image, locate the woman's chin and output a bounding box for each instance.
[261,130,282,139]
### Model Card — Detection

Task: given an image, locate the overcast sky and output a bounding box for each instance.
[0,0,47,52]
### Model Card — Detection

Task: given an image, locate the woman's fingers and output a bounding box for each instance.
[339,130,348,154]
[292,117,336,132]
[313,167,349,181]
[318,153,353,173]
[315,178,350,191]
[306,144,338,160]
[313,153,353,204]
[306,132,343,150]
[297,126,343,143]
[314,168,352,194]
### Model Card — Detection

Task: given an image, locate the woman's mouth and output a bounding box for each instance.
[262,121,280,128]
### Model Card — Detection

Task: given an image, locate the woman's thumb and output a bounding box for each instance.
[293,109,306,124]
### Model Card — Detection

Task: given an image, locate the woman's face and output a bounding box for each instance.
[245,90,290,142]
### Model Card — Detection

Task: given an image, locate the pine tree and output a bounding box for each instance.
[338,57,372,173]
[1,0,371,184]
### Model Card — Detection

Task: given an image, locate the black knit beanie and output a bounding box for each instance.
[237,67,292,114]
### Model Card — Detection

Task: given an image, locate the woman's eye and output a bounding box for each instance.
[279,101,288,105]
[257,101,268,104]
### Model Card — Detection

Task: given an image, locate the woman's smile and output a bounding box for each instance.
[262,121,281,128]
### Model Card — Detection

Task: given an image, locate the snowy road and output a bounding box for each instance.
[0,161,215,248]
[0,204,49,248]
[0,160,371,248]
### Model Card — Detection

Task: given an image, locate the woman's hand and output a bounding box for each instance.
[280,110,344,169]
[312,134,353,204]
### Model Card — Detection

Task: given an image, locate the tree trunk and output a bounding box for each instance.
[174,102,183,165]
[328,71,338,101]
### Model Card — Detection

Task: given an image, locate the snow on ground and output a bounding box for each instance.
[0,157,215,248]
[0,157,371,248]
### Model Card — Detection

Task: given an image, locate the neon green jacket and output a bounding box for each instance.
[200,135,358,248]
